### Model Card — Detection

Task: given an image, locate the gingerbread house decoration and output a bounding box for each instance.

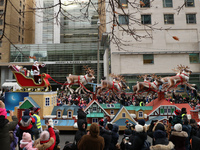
[84,100,110,125]
[111,106,137,130]
[100,103,121,119]
[17,97,40,119]
[145,92,192,124]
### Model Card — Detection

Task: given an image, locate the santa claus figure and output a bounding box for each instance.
[32,61,46,83]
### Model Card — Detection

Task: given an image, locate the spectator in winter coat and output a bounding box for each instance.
[75,119,87,148]
[171,110,183,126]
[125,124,147,150]
[17,109,35,150]
[10,124,19,150]
[150,130,174,150]
[0,101,18,150]
[20,132,37,150]
[34,120,56,150]
[120,128,133,150]
[99,119,112,150]
[78,123,104,150]
[191,129,200,150]
[169,123,188,150]
[182,116,191,150]
[109,124,119,150]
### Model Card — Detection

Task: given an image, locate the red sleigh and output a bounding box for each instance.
[9,65,52,92]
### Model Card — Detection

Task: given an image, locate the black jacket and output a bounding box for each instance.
[75,119,87,144]
[77,109,87,121]
[100,126,112,150]
[109,124,119,150]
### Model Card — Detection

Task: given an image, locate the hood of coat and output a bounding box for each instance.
[150,141,174,150]
[135,131,147,141]
[153,122,166,132]
[171,130,188,137]
[22,115,31,122]
[0,115,8,128]
[112,124,119,133]
[77,119,87,131]
[35,137,54,150]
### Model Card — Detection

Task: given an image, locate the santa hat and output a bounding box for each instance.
[40,131,50,141]
[99,119,104,127]
[34,61,38,65]
[0,101,7,119]
[21,132,32,143]
[135,124,144,132]
[174,123,182,132]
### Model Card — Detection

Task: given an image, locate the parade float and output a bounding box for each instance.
[5,64,199,130]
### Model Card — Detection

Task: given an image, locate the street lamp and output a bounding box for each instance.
[97,19,100,84]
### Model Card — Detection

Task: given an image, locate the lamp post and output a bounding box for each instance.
[97,20,100,84]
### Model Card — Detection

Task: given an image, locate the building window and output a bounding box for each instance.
[143,54,154,64]
[0,41,2,47]
[93,106,97,112]
[163,0,173,7]
[22,21,24,26]
[0,0,4,6]
[164,109,167,113]
[68,111,72,118]
[160,108,164,114]
[186,14,196,24]
[119,15,129,25]
[92,118,98,123]
[185,0,194,7]
[19,18,21,24]
[0,19,3,25]
[23,5,25,11]
[22,29,24,35]
[19,9,21,14]
[19,27,21,33]
[110,110,114,115]
[189,53,199,63]
[57,111,61,118]
[168,109,171,113]
[141,15,151,24]
[45,97,50,106]
[139,111,143,118]
[164,14,174,24]
[22,38,24,44]
[118,0,128,8]
[122,113,126,118]
[20,1,22,7]
[140,0,150,8]
[0,10,3,14]
[18,35,20,42]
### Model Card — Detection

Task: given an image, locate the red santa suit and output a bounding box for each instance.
[32,61,45,83]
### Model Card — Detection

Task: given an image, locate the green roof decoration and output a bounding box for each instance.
[87,112,104,118]
[125,106,153,111]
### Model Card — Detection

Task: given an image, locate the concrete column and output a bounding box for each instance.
[103,48,109,79]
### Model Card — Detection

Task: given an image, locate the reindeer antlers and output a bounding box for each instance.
[138,74,148,79]
[110,73,126,82]
[83,65,95,74]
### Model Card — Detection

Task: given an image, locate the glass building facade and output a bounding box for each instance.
[10,0,104,90]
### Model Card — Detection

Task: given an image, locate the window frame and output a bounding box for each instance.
[143,54,154,64]
[189,53,199,63]
[140,0,150,8]
[185,0,194,7]
[119,15,129,25]
[0,0,4,6]
[186,14,196,24]
[118,0,128,8]
[138,111,143,118]
[45,97,50,106]
[92,118,98,123]
[68,111,72,118]
[122,112,126,118]
[110,110,114,115]
[164,14,174,24]
[163,0,173,7]
[57,111,61,118]
[141,14,151,24]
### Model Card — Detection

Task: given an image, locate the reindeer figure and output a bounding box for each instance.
[132,74,163,96]
[62,66,95,94]
[162,65,195,92]
[96,74,129,96]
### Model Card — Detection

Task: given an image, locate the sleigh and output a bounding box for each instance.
[11,68,52,92]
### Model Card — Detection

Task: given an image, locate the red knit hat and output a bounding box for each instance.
[174,110,181,115]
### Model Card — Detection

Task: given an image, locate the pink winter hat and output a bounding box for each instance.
[0,101,7,119]
[40,131,50,141]
[21,132,32,142]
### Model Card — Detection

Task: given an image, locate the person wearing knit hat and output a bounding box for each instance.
[138,119,145,126]
[78,123,104,150]
[99,119,104,127]
[18,109,35,150]
[34,120,56,150]
[171,110,183,126]
[125,124,148,150]
[169,123,188,150]
[0,100,18,150]
[20,132,37,150]
[150,130,174,150]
